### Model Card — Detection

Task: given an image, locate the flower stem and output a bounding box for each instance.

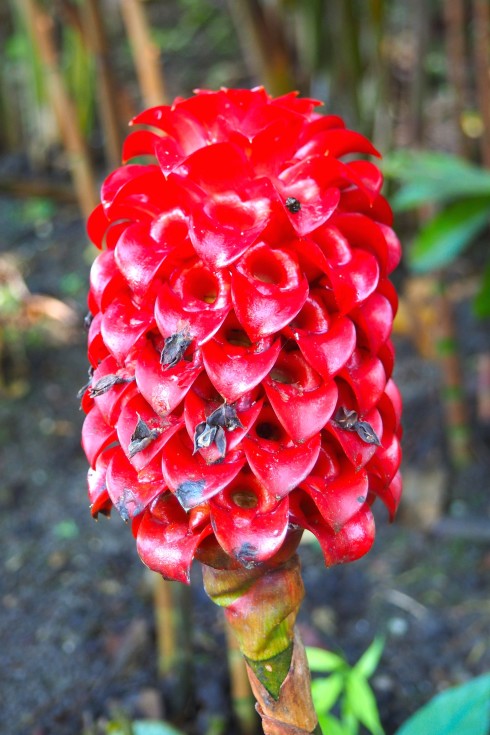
[202,554,322,734]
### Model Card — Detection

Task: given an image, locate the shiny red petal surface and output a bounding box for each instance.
[87,447,117,516]
[202,325,282,403]
[351,292,393,354]
[301,465,369,531]
[243,420,321,499]
[188,192,272,268]
[116,395,183,472]
[91,355,137,425]
[294,315,356,380]
[277,182,341,237]
[334,213,389,275]
[346,160,384,197]
[114,222,173,298]
[135,340,203,416]
[209,476,289,566]
[104,167,171,223]
[264,352,338,442]
[161,429,246,510]
[130,105,207,154]
[82,405,118,468]
[366,431,402,485]
[102,294,155,364]
[232,243,309,341]
[89,250,128,311]
[379,223,402,274]
[290,492,375,565]
[87,203,110,248]
[327,403,383,470]
[369,470,403,520]
[340,350,387,415]
[322,249,380,314]
[136,497,212,583]
[87,312,109,367]
[323,129,381,159]
[106,447,166,520]
[122,129,162,163]
[155,263,231,345]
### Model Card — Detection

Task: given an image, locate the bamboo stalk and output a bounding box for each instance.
[226,0,297,96]
[153,576,195,716]
[472,0,490,167]
[17,0,98,219]
[443,0,469,156]
[408,0,429,145]
[119,0,167,108]
[433,279,472,466]
[82,0,125,169]
[225,620,257,735]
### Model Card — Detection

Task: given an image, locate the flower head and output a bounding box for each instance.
[81,88,402,584]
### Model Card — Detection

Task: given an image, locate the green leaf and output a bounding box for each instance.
[394,673,490,735]
[409,197,490,273]
[306,646,347,672]
[353,637,384,679]
[383,151,490,210]
[318,712,350,735]
[345,673,384,735]
[311,673,345,713]
[473,262,490,318]
[133,722,185,735]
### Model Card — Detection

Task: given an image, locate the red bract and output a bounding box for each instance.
[81,88,402,583]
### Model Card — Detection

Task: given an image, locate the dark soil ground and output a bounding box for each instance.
[1,191,490,735]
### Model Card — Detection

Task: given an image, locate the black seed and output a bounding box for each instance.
[175,479,206,510]
[235,542,259,569]
[335,407,359,429]
[128,414,160,457]
[285,196,301,213]
[334,407,381,447]
[207,403,244,432]
[214,426,227,458]
[161,329,192,368]
[355,421,382,446]
[77,366,94,400]
[90,373,134,397]
[193,421,218,453]
[115,487,144,522]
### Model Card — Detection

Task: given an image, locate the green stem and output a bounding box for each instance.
[203,554,322,734]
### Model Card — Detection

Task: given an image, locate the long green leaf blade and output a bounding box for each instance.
[311,673,345,713]
[353,637,384,678]
[409,197,490,272]
[394,673,490,735]
[306,646,347,672]
[345,673,384,735]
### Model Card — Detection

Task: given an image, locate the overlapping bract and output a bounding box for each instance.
[81,88,402,584]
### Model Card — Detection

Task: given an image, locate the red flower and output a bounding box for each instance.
[81,88,402,583]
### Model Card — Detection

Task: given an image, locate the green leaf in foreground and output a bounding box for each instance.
[306,646,347,672]
[353,636,384,679]
[311,673,345,713]
[409,197,490,272]
[394,673,490,735]
[345,673,384,735]
[317,712,350,735]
